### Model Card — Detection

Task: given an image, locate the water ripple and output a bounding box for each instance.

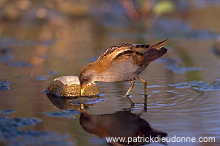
[44,110,79,119]
[145,80,220,114]
[0,110,15,115]
[0,116,74,146]
[169,79,220,91]
[0,81,13,90]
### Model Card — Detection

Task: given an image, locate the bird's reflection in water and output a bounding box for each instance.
[46,93,167,145]
[80,110,167,145]
[46,93,100,110]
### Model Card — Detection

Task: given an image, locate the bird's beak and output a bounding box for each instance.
[80,84,87,96]
[82,84,87,87]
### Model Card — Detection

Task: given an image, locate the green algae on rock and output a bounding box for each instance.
[46,76,99,97]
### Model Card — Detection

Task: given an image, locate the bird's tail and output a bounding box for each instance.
[151,39,168,50]
[145,39,168,62]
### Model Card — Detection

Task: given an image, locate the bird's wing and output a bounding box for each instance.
[111,49,146,67]
[98,43,133,60]
[98,39,168,64]
[98,43,147,63]
[109,43,151,67]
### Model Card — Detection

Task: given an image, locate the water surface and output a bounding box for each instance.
[0,1,220,146]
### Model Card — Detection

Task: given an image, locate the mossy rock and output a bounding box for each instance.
[46,76,99,97]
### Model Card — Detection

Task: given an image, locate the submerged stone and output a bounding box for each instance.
[46,76,99,97]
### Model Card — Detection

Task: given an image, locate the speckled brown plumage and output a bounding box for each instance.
[79,39,168,95]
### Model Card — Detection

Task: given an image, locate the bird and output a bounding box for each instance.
[79,39,168,96]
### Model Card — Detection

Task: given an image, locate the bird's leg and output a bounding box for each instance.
[125,80,135,96]
[137,77,147,95]
[143,94,148,112]
[137,95,148,115]
[125,80,135,106]
[126,96,135,106]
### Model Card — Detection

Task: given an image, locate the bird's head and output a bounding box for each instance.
[79,64,96,87]
[79,66,96,96]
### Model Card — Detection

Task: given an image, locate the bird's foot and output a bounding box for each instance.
[125,95,148,111]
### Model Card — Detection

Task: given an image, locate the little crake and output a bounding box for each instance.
[79,40,168,96]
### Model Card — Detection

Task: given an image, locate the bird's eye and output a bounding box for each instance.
[83,78,88,81]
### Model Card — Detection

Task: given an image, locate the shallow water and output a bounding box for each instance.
[1,1,220,146]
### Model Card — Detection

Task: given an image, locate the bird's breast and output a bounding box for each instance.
[93,60,139,82]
